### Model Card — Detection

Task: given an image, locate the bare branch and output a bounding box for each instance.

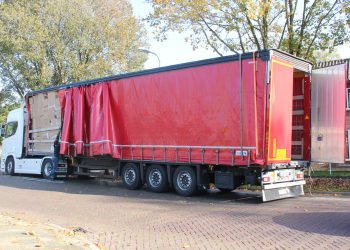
[278,20,288,49]
[236,27,246,53]
[240,8,261,50]
[296,0,308,56]
[305,0,339,58]
[198,14,239,54]
[305,0,319,23]
[198,22,224,56]
[269,9,284,26]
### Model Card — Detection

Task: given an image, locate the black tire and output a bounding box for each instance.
[218,188,233,193]
[173,166,197,197]
[122,163,142,190]
[5,157,15,176]
[77,175,95,180]
[146,164,168,193]
[41,159,54,179]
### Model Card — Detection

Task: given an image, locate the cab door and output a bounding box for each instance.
[311,64,347,163]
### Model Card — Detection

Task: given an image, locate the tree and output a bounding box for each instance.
[0,0,148,98]
[146,0,349,61]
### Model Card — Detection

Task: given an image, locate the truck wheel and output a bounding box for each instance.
[146,164,168,193]
[5,157,15,176]
[173,166,197,197]
[42,159,54,179]
[122,163,142,190]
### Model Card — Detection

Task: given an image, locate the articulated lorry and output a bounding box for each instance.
[0,49,347,201]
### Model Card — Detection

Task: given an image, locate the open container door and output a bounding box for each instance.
[262,58,304,202]
[266,58,294,164]
[311,64,347,163]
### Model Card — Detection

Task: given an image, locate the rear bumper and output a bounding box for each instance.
[290,160,309,168]
[262,180,305,202]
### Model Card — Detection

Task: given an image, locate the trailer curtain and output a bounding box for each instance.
[58,59,268,165]
[59,83,119,158]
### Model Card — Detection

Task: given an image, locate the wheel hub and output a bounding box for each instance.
[177,171,192,191]
[125,168,136,185]
[149,169,162,187]
[44,162,53,176]
[7,162,13,172]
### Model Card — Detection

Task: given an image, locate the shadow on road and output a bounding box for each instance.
[0,174,262,205]
[273,212,350,237]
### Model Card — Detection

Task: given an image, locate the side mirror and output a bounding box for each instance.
[0,124,5,137]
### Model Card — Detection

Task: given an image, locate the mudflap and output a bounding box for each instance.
[262,180,305,202]
[55,159,69,179]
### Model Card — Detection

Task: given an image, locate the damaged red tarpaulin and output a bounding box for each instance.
[58,59,268,165]
[59,83,118,158]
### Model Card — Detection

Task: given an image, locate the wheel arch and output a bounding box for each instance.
[41,156,55,179]
[40,156,54,167]
[5,154,15,163]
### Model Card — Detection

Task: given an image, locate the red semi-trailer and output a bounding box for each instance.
[0,49,347,202]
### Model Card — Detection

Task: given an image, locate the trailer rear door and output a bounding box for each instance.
[266,59,294,164]
[311,64,347,163]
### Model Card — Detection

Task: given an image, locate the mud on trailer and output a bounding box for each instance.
[0,49,347,202]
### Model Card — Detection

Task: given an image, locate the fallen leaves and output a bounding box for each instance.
[27,231,36,236]
[70,226,89,234]
[0,214,93,249]
[306,178,350,192]
[94,242,107,250]
[63,230,75,237]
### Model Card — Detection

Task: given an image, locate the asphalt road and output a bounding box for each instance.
[0,174,349,250]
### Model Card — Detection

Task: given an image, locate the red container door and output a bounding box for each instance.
[266,59,294,164]
[311,64,347,163]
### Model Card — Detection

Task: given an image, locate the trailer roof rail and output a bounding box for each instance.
[26,49,312,97]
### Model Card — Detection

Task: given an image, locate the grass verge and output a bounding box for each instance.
[238,178,350,193]
[305,171,350,178]
[305,177,350,192]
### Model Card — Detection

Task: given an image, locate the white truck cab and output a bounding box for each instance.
[1,107,25,172]
[1,106,52,175]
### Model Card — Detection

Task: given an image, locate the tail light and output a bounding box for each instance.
[295,171,304,180]
[262,177,270,183]
[261,171,274,184]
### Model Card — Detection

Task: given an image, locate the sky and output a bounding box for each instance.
[130,0,218,69]
[130,0,350,69]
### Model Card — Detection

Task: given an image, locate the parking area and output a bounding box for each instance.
[0,174,349,249]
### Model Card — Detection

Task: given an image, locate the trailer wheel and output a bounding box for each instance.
[42,159,54,180]
[5,157,15,176]
[146,164,168,193]
[173,166,197,197]
[122,163,142,190]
